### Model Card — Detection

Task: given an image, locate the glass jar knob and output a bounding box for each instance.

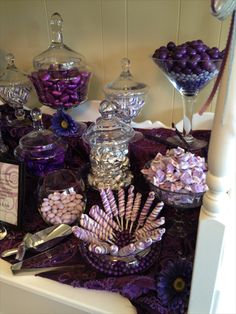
[99,99,117,118]
[50,12,63,45]
[30,107,43,131]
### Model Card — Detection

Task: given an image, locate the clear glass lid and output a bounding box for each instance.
[104,58,148,96]
[0,53,29,85]
[32,12,90,72]
[83,99,135,145]
[17,108,66,153]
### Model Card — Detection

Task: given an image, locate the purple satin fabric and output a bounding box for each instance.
[0,105,210,314]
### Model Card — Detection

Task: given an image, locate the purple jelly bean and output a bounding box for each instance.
[52,90,62,97]
[67,84,77,89]
[72,76,81,84]
[61,95,70,103]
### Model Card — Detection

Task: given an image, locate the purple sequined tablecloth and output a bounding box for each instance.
[0,105,211,314]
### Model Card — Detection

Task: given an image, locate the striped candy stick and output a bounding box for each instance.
[106,188,121,227]
[118,188,126,230]
[129,192,142,233]
[125,185,135,230]
[135,191,155,231]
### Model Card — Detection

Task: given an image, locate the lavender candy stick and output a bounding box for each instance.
[88,243,110,255]
[106,188,120,227]
[136,191,155,230]
[129,192,142,233]
[118,243,136,257]
[145,201,164,225]
[100,189,113,217]
[125,185,135,230]
[88,206,115,236]
[80,214,111,242]
[131,238,153,255]
[136,228,166,242]
[109,244,119,255]
[90,205,119,231]
[72,226,99,244]
[118,188,126,231]
[136,217,165,236]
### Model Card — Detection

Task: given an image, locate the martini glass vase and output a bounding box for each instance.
[152,40,223,150]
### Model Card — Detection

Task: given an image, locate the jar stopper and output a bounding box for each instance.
[50,12,63,44]
[99,99,117,118]
[30,108,43,130]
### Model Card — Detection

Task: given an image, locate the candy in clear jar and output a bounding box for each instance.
[83,99,134,190]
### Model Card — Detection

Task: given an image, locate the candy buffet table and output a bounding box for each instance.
[0,105,235,314]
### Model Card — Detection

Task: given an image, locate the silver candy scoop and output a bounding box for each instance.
[1,224,72,260]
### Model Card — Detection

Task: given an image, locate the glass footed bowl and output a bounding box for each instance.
[79,240,161,276]
[143,161,205,209]
[38,168,86,225]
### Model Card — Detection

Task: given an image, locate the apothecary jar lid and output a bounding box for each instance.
[83,99,135,145]
[103,58,148,97]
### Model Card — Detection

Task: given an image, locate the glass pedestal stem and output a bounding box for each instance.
[182,94,197,143]
[0,113,8,154]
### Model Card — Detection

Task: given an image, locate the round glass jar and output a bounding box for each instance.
[83,99,134,190]
[14,108,67,176]
[0,53,32,126]
[29,13,92,111]
[103,58,149,124]
[38,168,86,225]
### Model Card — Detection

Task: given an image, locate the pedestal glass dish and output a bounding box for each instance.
[0,53,32,127]
[29,12,92,137]
[152,40,223,150]
[83,99,134,190]
[104,58,148,141]
[38,168,86,225]
[14,108,68,176]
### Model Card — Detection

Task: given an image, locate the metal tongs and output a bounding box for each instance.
[1,224,72,261]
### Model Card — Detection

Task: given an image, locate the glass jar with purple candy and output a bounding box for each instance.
[38,168,86,225]
[29,12,92,136]
[14,108,67,176]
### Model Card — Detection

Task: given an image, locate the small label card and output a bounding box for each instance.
[0,158,24,227]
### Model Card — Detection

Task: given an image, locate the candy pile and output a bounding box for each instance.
[142,147,208,195]
[30,65,91,109]
[152,40,224,94]
[72,186,165,276]
[39,191,85,225]
[88,144,133,190]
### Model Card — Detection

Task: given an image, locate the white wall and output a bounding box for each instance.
[0,0,230,125]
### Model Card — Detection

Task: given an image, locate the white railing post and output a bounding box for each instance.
[188,14,236,314]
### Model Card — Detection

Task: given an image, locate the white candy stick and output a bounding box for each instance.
[136,191,155,231]
[129,192,142,233]
[118,188,125,230]
[100,189,113,217]
[125,185,135,230]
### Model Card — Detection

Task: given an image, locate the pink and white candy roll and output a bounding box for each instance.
[100,189,113,217]
[130,192,142,223]
[125,185,135,222]
[137,191,155,227]
[88,243,110,255]
[106,188,119,217]
[72,226,99,244]
[118,188,126,218]
[118,243,136,257]
[145,201,164,224]
[90,205,119,231]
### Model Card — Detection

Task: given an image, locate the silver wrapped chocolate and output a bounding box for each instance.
[83,99,134,190]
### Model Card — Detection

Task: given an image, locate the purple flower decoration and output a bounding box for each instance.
[51,110,79,137]
[157,259,193,314]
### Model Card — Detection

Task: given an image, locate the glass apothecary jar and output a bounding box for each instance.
[29,12,92,136]
[0,53,32,127]
[104,58,149,125]
[14,108,67,176]
[83,99,134,190]
[38,168,86,225]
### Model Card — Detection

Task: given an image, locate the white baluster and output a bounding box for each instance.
[188,11,236,314]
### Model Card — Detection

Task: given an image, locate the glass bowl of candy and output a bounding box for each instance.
[38,168,86,225]
[152,40,223,150]
[72,185,166,276]
[141,147,208,209]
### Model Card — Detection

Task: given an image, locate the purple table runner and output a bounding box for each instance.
[0,106,210,314]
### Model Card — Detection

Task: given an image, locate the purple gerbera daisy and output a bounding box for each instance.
[51,110,79,137]
[157,259,193,314]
